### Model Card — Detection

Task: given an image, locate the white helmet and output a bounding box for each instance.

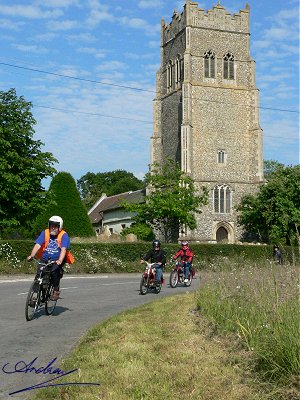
[48,216,63,231]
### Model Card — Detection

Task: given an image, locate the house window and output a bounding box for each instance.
[109,228,113,234]
[121,224,126,229]
[223,53,234,80]
[214,185,231,213]
[218,150,225,163]
[204,50,215,78]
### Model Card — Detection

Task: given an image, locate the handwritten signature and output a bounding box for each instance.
[2,356,100,395]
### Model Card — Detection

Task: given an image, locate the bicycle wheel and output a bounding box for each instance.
[45,283,57,315]
[140,277,148,295]
[169,270,178,288]
[25,281,40,321]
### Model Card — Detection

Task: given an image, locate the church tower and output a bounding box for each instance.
[151,1,264,243]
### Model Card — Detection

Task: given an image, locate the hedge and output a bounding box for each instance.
[0,240,298,275]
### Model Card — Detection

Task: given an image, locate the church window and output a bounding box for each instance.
[214,185,231,213]
[167,61,173,91]
[204,50,215,78]
[223,53,234,80]
[218,150,225,163]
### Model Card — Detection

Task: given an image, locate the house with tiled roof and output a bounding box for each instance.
[88,189,145,235]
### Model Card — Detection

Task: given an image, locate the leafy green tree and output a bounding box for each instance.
[264,159,285,180]
[123,160,209,242]
[0,88,57,237]
[77,170,144,209]
[120,223,155,242]
[34,172,95,237]
[237,165,300,245]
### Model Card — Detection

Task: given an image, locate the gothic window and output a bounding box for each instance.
[218,150,225,163]
[213,185,231,213]
[167,61,173,91]
[204,50,215,78]
[223,53,234,80]
[175,56,184,88]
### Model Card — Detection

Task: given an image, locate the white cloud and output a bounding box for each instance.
[76,47,106,59]
[0,18,24,30]
[0,4,63,19]
[120,16,160,36]
[66,32,97,43]
[95,60,127,72]
[85,0,114,27]
[12,43,48,54]
[46,19,78,31]
[138,0,163,9]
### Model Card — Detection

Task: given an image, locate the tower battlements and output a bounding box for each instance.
[162,1,250,45]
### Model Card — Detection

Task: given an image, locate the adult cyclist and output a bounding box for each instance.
[27,216,72,300]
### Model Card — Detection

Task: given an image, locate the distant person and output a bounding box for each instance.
[172,240,194,283]
[141,239,166,286]
[273,244,283,264]
[27,216,74,300]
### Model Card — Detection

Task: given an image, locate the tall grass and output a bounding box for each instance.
[196,261,300,387]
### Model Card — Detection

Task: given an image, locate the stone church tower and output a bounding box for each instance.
[151,0,264,243]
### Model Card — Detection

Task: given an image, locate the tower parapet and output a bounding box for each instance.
[162,1,250,45]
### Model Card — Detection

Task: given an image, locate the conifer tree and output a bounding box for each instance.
[34,172,95,237]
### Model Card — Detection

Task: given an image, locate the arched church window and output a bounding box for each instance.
[218,150,225,163]
[204,50,215,78]
[175,56,184,88]
[214,185,231,213]
[223,53,234,80]
[167,60,173,91]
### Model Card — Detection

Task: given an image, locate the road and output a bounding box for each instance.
[0,273,199,399]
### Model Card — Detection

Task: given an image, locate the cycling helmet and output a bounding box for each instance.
[153,239,161,249]
[48,216,63,231]
[181,240,189,250]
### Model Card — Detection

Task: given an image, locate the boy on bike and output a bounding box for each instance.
[27,216,73,300]
[172,240,194,283]
[141,239,166,286]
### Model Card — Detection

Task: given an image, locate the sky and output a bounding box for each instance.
[0,0,299,188]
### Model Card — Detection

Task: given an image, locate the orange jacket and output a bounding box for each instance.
[36,229,75,264]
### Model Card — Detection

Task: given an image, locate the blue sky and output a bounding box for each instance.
[0,0,299,187]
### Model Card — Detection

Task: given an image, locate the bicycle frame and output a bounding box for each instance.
[25,258,57,321]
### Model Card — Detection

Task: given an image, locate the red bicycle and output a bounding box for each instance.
[169,261,195,288]
[140,261,164,295]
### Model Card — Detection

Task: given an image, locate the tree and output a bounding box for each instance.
[123,160,209,242]
[34,172,95,237]
[264,159,285,180]
[0,88,57,237]
[237,165,300,245]
[77,170,145,209]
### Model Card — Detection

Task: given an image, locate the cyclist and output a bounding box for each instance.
[141,239,166,286]
[172,240,194,283]
[27,216,72,300]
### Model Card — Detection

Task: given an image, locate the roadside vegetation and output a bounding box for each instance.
[27,258,299,400]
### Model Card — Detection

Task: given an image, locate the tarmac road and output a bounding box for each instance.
[0,273,199,399]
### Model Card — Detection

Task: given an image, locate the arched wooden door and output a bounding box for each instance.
[216,226,228,243]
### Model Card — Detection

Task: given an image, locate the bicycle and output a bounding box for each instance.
[25,258,59,321]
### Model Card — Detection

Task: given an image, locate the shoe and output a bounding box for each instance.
[50,290,60,301]
[184,278,189,283]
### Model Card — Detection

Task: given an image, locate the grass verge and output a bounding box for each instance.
[196,263,300,399]
[32,292,279,400]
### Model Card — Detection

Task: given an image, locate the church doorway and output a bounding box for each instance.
[216,226,228,243]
